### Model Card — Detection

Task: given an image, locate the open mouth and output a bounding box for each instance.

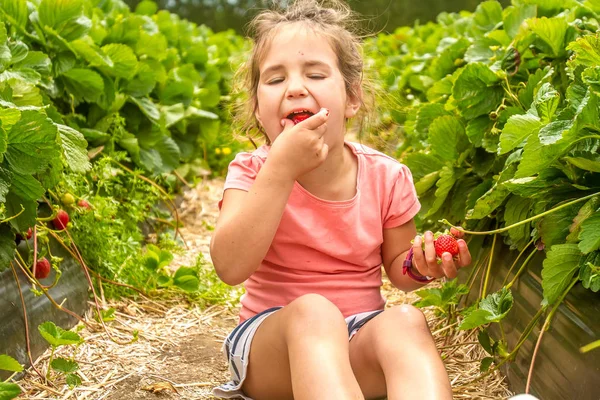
[286,110,314,125]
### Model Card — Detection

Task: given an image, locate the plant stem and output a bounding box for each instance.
[506,247,538,290]
[481,233,497,300]
[0,206,25,223]
[455,305,547,389]
[441,192,600,235]
[501,238,535,287]
[499,321,507,344]
[526,277,578,393]
[111,160,188,249]
[46,347,55,382]
[9,262,46,382]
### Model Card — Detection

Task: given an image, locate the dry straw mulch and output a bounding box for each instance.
[15,178,513,399]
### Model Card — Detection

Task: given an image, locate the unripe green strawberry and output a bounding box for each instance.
[434,234,459,258]
[61,193,75,206]
[34,257,51,279]
[53,209,70,230]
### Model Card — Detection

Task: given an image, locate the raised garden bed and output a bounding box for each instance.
[0,238,89,381]
[465,241,600,400]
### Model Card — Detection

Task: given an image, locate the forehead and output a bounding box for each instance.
[259,23,338,71]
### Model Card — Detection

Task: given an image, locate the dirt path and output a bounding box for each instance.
[18,178,512,399]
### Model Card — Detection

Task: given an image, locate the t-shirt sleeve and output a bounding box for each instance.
[383,164,421,229]
[218,152,263,209]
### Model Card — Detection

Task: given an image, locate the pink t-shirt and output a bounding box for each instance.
[219,142,421,322]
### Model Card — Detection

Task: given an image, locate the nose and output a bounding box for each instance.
[285,75,308,99]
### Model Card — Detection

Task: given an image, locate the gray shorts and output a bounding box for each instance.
[212,307,384,400]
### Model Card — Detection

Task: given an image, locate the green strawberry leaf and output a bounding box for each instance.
[578,213,600,254]
[38,321,83,347]
[50,357,78,373]
[504,195,532,250]
[66,373,82,387]
[498,113,542,154]
[5,110,60,175]
[579,252,600,292]
[567,197,600,242]
[429,116,465,162]
[0,354,22,372]
[452,62,503,120]
[0,224,15,272]
[0,382,21,400]
[57,124,90,173]
[567,35,600,68]
[529,16,569,57]
[542,244,582,305]
[459,287,513,330]
[62,68,104,103]
[173,267,199,292]
[414,279,469,308]
[503,4,537,38]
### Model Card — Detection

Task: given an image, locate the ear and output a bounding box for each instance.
[344,85,362,118]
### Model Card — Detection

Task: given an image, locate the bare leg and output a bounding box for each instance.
[242,294,364,400]
[349,305,452,400]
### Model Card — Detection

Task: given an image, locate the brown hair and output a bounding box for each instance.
[231,0,375,145]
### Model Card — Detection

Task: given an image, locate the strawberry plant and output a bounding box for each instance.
[364,0,600,390]
[0,354,22,400]
[38,321,84,387]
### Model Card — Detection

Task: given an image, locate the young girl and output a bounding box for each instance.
[210,1,472,399]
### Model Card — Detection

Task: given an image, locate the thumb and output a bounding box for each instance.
[280,118,294,132]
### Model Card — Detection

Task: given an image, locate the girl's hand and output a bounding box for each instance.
[267,108,329,181]
[411,227,472,280]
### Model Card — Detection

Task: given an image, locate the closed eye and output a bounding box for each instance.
[267,78,284,84]
[308,75,325,79]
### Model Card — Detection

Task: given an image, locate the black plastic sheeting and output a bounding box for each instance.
[0,237,89,380]
[463,242,600,400]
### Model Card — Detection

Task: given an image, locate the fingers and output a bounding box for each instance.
[296,107,329,130]
[412,231,469,280]
[423,231,438,270]
[450,226,465,239]
[440,253,458,279]
[280,118,295,132]
[457,239,472,267]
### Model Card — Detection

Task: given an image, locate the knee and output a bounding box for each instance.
[283,294,346,338]
[390,304,429,331]
[375,305,430,340]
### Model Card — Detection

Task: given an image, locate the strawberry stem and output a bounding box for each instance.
[441,192,600,235]
[481,233,497,300]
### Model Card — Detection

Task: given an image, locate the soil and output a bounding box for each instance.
[106,315,236,400]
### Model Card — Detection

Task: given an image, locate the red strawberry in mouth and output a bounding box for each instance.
[287,110,314,125]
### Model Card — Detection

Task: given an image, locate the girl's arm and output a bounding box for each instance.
[382,219,430,292]
[210,109,330,286]
[210,160,295,286]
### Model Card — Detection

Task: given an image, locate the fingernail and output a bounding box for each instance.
[321,108,329,116]
[414,236,421,246]
[280,119,285,127]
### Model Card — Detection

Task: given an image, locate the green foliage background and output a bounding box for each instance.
[364,0,600,306]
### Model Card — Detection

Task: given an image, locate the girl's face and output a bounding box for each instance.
[255,24,360,145]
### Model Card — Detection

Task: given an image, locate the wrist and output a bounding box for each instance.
[402,248,435,283]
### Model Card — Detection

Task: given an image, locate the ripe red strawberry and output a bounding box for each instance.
[434,234,459,258]
[26,227,33,239]
[289,112,313,125]
[77,199,91,210]
[53,209,70,230]
[34,257,51,279]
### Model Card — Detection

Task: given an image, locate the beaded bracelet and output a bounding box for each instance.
[402,247,435,283]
